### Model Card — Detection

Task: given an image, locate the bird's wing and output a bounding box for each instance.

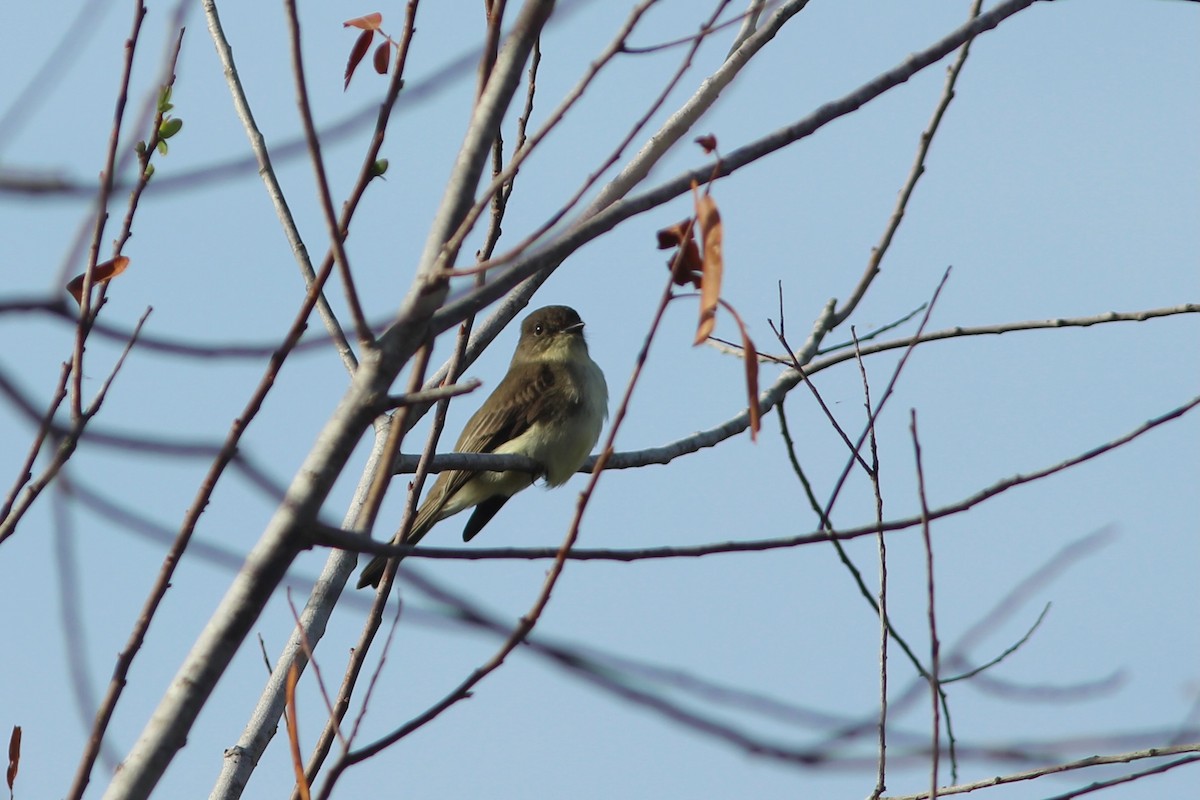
[457,363,575,452]
[428,363,576,511]
[359,365,576,588]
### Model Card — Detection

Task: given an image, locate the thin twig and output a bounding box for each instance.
[72,220,349,799]
[942,604,1051,684]
[0,363,69,523]
[0,309,150,547]
[70,0,147,418]
[621,2,763,54]
[710,302,927,362]
[770,320,873,476]
[202,0,357,371]
[439,0,669,278]
[833,0,981,326]
[782,274,953,708]
[294,343,434,792]
[824,268,949,525]
[911,410,942,796]
[282,0,373,347]
[857,329,889,800]
[439,296,1194,487]
[1039,754,1200,800]
[379,379,482,411]
[284,590,346,751]
[8,22,180,556]
[881,743,1200,800]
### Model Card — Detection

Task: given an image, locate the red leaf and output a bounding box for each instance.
[344,29,374,89]
[373,41,391,75]
[7,726,20,794]
[343,13,382,31]
[66,256,130,306]
[695,134,718,154]
[656,220,702,289]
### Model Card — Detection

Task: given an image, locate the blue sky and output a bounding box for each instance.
[1,1,1197,798]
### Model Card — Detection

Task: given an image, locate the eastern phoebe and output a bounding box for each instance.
[357,305,608,589]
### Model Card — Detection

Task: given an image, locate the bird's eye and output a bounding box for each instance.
[534,324,545,336]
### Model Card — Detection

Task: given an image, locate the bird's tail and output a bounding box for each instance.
[355,552,392,590]
[355,498,440,589]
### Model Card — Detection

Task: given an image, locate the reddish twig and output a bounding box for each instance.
[283,0,373,347]
[1,309,150,548]
[70,0,148,418]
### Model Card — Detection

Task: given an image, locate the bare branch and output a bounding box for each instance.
[583,305,1200,474]
[203,0,359,371]
[379,379,482,411]
[69,2,149,417]
[881,743,1200,800]
[858,330,890,800]
[434,0,1046,326]
[314,393,1200,561]
[833,0,984,327]
[0,310,150,548]
[911,410,944,793]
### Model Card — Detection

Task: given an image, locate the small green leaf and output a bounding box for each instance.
[370,158,389,178]
[159,117,183,139]
[157,139,169,156]
[144,163,155,180]
[157,85,173,113]
[135,140,147,156]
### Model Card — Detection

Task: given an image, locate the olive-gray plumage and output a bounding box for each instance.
[357,306,607,589]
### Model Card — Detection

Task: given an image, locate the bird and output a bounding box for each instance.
[357,305,608,589]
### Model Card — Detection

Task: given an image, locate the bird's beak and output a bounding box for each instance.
[565,321,585,335]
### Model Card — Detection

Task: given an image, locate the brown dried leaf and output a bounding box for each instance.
[343,12,383,31]
[66,256,130,306]
[732,311,761,442]
[695,133,718,154]
[693,189,723,345]
[373,41,391,75]
[656,220,702,288]
[344,29,374,89]
[7,726,19,794]
[655,220,690,250]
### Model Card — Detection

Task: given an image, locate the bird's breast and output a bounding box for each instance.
[497,356,606,487]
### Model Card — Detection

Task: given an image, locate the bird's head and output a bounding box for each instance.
[514,305,589,363]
